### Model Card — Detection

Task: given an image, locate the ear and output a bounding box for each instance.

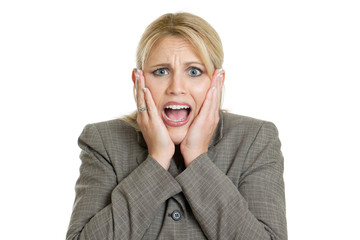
[131,68,137,85]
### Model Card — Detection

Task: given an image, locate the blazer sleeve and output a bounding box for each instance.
[66,124,181,240]
[176,122,287,240]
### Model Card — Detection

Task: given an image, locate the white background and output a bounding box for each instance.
[1,0,359,239]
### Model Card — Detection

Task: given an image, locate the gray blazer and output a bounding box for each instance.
[67,112,287,239]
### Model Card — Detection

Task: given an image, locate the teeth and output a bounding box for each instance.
[165,105,190,110]
[164,114,186,122]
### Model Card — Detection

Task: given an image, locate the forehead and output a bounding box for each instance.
[146,36,202,64]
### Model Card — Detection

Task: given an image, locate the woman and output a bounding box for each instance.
[67,12,287,240]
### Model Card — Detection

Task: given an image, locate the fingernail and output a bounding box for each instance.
[217,69,223,78]
[143,87,147,93]
[212,86,216,91]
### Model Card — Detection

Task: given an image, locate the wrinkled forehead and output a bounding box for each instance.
[146,36,203,65]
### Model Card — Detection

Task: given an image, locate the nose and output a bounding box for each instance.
[166,73,186,95]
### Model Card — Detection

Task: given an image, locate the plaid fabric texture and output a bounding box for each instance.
[67,112,287,239]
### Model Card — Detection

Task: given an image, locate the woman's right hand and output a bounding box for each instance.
[136,70,174,170]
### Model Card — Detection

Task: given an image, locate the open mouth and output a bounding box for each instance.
[164,105,191,121]
[162,103,191,127]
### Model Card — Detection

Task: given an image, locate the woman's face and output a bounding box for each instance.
[143,36,212,145]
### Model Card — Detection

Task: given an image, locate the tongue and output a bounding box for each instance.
[166,109,188,121]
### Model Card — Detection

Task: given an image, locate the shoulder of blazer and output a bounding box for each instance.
[221,112,280,147]
[91,118,136,133]
[87,118,140,149]
[222,112,268,133]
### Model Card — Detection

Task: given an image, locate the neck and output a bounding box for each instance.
[174,145,185,169]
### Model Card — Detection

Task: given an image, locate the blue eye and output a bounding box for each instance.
[189,68,202,77]
[153,68,168,76]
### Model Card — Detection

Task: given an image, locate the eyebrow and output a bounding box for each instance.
[149,61,205,68]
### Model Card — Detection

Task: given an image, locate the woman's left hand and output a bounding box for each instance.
[180,69,224,167]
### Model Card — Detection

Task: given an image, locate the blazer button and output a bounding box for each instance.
[171,210,182,221]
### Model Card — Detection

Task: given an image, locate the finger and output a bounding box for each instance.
[206,69,222,121]
[216,69,223,110]
[199,69,223,115]
[210,69,219,90]
[137,71,149,121]
[143,87,160,119]
[210,69,223,111]
[197,81,216,121]
[135,69,142,106]
[137,70,146,108]
[139,71,162,120]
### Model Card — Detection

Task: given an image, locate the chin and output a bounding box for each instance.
[168,129,187,145]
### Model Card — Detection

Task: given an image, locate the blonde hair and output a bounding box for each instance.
[136,12,224,76]
[123,12,224,130]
